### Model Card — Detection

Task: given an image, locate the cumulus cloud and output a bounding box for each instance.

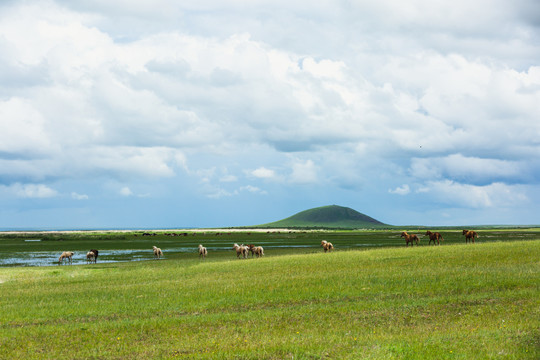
[1,0,539,226]
[409,154,531,184]
[251,167,276,179]
[1,183,58,198]
[389,184,410,195]
[417,180,528,208]
[289,159,318,184]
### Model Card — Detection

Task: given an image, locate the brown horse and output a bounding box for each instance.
[247,244,256,258]
[401,232,419,247]
[320,240,334,252]
[252,246,265,258]
[462,230,478,244]
[233,243,248,259]
[425,231,444,245]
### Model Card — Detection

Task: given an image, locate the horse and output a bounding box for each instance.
[59,251,74,265]
[86,251,95,264]
[198,244,208,260]
[401,232,419,247]
[89,249,98,263]
[247,244,256,257]
[462,230,478,244]
[425,231,444,245]
[153,246,163,259]
[252,246,264,258]
[233,243,248,259]
[321,240,334,252]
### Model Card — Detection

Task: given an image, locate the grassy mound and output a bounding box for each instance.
[258,205,388,229]
[0,240,538,359]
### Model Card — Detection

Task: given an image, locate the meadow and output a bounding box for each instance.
[0,229,539,359]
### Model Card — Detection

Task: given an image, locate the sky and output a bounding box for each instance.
[1,0,539,229]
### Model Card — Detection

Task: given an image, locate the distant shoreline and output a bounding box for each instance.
[0,228,310,235]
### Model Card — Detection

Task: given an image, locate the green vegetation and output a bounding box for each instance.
[0,231,538,359]
[256,205,389,229]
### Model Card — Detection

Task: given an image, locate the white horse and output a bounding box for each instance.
[253,246,264,258]
[153,246,163,259]
[59,251,74,265]
[86,251,95,264]
[320,240,334,252]
[198,244,208,260]
[233,243,248,259]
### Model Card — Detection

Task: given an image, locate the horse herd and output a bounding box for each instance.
[401,229,479,247]
[57,243,265,265]
[56,229,479,265]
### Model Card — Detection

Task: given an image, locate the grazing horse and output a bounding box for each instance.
[401,232,419,247]
[425,231,444,245]
[59,251,74,265]
[88,249,98,263]
[462,230,478,244]
[233,243,248,259]
[198,244,208,260]
[252,246,265,258]
[86,251,95,264]
[152,246,163,259]
[320,240,334,252]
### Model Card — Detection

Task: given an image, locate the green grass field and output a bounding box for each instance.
[0,230,538,359]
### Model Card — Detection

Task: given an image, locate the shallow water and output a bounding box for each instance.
[2,244,389,267]
[0,249,153,267]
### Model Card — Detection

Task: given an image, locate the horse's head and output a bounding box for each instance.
[401,232,408,237]
[425,231,432,235]
[462,230,468,235]
[321,240,327,246]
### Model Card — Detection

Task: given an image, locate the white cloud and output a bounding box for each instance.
[120,187,133,196]
[289,159,318,184]
[251,167,276,179]
[71,192,89,200]
[1,0,540,226]
[220,174,238,182]
[409,154,531,184]
[1,183,58,198]
[389,184,410,195]
[417,180,528,208]
[240,185,267,195]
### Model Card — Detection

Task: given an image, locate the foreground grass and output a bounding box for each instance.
[0,241,539,359]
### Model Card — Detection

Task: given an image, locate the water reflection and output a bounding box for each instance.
[0,244,384,267]
[0,249,155,267]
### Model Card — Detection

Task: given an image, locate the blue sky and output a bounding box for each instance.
[1,0,539,229]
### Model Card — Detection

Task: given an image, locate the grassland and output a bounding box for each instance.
[0,230,539,359]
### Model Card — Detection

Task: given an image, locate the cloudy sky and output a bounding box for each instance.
[1,0,539,229]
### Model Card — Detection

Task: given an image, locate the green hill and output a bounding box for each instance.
[257,205,389,229]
